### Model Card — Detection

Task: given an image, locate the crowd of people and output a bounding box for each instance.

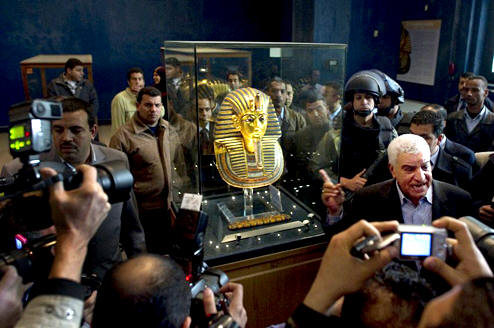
[0,56,493,327]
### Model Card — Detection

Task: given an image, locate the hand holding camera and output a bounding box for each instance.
[303,220,399,314]
[203,283,247,328]
[42,165,111,282]
[351,224,449,261]
[423,216,493,286]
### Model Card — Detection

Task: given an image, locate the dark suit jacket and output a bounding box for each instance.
[327,179,472,235]
[468,154,494,225]
[444,138,476,167]
[432,148,472,190]
[445,109,494,152]
[445,94,494,114]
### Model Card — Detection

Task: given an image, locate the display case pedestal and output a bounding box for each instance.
[214,242,327,328]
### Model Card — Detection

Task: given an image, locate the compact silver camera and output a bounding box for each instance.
[351,224,449,261]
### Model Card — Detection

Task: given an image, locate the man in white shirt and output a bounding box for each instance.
[445,75,494,152]
[321,134,472,234]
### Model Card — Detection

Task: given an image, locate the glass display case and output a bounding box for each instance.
[163,41,346,265]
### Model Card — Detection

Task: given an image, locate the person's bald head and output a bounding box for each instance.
[93,254,191,328]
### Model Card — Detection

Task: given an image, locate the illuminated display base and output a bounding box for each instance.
[202,186,325,265]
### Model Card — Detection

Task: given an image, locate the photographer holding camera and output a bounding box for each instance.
[0,164,111,327]
[286,217,493,327]
[91,253,247,328]
[1,97,146,283]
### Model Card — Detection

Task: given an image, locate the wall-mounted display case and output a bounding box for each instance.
[163,41,346,265]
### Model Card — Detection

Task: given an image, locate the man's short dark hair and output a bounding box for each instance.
[420,104,447,121]
[226,70,241,79]
[165,57,181,68]
[197,84,215,104]
[434,277,494,327]
[324,82,342,95]
[64,58,83,72]
[460,72,474,79]
[303,90,325,107]
[137,86,162,104]
[341,262,438,328]
[92,255,191,328]
[265,76,285,91]
[126,67,144,82]
[411,110,444,137]
[53,96,96,127]
[468,75,488,89]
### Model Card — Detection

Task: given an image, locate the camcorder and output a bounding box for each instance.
[352,224,450,261]
[170,206,239,327]
[0,99,133,287]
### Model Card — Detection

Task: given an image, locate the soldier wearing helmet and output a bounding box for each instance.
[371,69,405,127]
[315,71,396,194]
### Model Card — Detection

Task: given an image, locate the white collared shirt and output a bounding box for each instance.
[464,106,487,134]
[330,105,342,121]
[439,135,446,149]
[396,181,433,226]
[200,122,210,133]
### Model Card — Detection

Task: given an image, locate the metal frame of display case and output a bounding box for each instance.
[161,46,252,85]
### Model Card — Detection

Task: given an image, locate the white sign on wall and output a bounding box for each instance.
[397,20,442,86]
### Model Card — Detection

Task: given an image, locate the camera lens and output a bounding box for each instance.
[35,103,46,115]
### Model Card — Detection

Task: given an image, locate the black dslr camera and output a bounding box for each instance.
[0,99,133,284]
[170,207,240,327]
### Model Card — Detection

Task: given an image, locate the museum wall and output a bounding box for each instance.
[0,0,490,126]
[313,0,491,105]
[0,0,291,126]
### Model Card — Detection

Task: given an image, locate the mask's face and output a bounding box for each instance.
[232,96,269,152]
[238,111,267,141]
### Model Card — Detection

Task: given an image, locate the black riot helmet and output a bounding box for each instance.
[370,69,405,104]
[344,70,386,104]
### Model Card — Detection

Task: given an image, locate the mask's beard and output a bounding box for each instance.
[254,140,263,169]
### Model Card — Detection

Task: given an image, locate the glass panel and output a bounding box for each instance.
[163,42,346,264]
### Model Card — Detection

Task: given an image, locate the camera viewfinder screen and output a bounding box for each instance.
[401,232,432,256]
[50,104,61,116]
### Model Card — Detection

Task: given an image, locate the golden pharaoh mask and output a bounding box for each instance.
[214,87,284,188]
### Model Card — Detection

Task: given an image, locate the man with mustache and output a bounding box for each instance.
[322,134,473,234]
[1,96,146,282]
[110,87,186,255]
[445,75,494,152]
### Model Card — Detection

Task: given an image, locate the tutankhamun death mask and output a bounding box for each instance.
[214,87,284,188]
